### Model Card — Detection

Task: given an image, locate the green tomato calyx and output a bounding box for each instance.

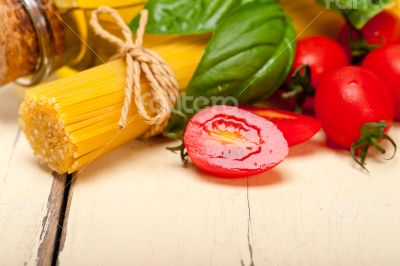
[351,120,397,173]
[281,65,315,114]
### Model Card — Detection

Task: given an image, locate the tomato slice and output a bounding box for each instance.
[184,106,288,178]
[241,107,321,146]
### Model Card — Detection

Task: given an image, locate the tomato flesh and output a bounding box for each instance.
[315,66,394,148]
[362,44,400,120]
[184,106,288,178]
[242,107,321,146]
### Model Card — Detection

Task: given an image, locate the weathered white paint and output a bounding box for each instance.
[0,85,58,266]
[59,139,253,266]
[249,127,400,266]
[58,125,400,266]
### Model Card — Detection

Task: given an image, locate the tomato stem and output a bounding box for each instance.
[167,143,189,164]
[346,24,381,64]
[350,120,397,172]
[281,65,314,113]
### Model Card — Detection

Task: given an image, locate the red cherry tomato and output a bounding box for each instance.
[184,106,288,178]
[338,11,400,56]
[290,36,348,88]
[241,107,321,146]
[362,44,400,120]
[315,66,394,149]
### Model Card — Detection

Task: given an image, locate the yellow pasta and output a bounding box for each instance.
[20,0,368,175]
[20,34,208,174]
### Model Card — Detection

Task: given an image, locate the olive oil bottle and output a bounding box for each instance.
[55,0,144,71]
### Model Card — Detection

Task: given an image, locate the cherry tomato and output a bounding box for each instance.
[362,44,400,120]
[241,107,321,146]
[338,11,400,56]
[283,36,348,112]
[184,106,288,178]
[290,36,348,88]
[315,66,394,149]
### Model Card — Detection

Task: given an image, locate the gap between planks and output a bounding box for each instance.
[36,173,73,266]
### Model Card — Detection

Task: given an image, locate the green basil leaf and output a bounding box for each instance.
[165,1,296,135]
[318,0,393,29]
[129,0,242,34]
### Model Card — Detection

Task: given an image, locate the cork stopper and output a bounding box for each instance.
[0,0,64,86]
[0,0,39,85]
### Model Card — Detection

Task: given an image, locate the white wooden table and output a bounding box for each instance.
[1,80,400,266]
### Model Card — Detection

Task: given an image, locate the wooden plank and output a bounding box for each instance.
[58,123,400,265]
[58,139,252,266]
[248,125,400,266]
[0,85,67,265]
[0,84,23,181]
[36,173,71,266]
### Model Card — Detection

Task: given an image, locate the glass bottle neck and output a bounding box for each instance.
[18,0,144,85]
[58,1,144,71]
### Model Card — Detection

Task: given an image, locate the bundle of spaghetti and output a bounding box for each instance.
[20,34,208,174]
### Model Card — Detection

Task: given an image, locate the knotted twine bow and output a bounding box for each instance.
[90,7,180,138]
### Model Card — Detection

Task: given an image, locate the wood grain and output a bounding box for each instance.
[36,173,71,266]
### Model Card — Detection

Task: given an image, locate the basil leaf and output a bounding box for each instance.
[129,0,242,34]
[319,0,393,29]
[165,1,296,135]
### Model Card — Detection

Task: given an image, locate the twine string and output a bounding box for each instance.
[90,6,180,137]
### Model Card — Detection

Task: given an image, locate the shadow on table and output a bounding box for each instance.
[0,85,24,124]
[193,166,285,188]
[288,136,327,158]
[74,136,287,188]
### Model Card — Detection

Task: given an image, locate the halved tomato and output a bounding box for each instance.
[184,106,288,178]
[242,107,321,146]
